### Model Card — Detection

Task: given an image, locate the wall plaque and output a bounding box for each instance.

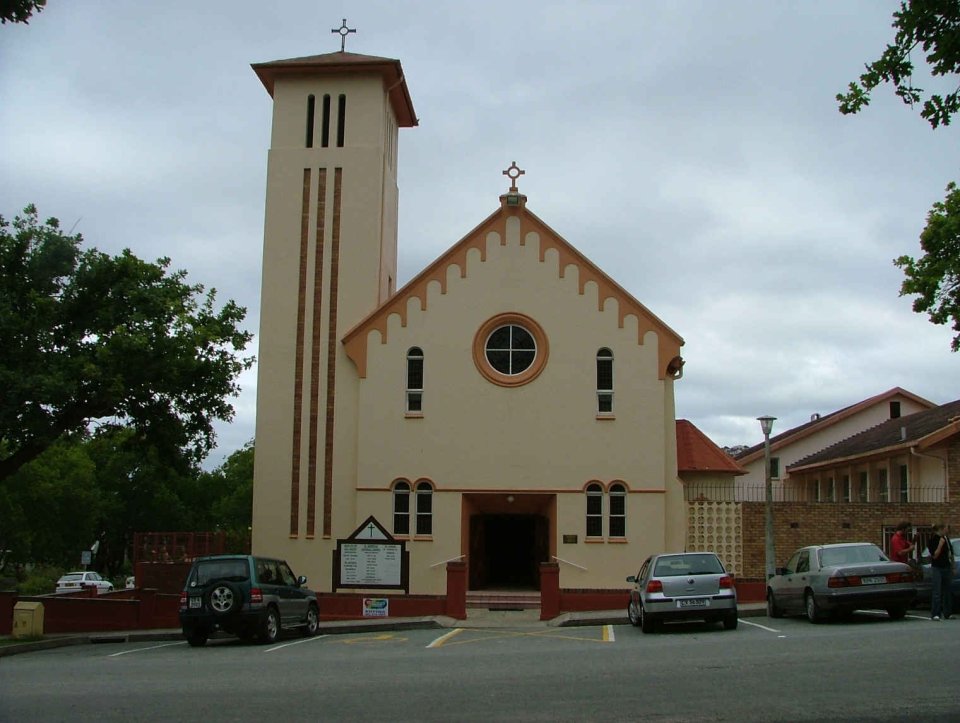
[333,516,409,592]
[562,534,578,544]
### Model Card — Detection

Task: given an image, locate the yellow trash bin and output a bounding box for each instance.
[12,601,44,639]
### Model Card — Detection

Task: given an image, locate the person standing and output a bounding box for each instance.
[890,521,915,564]
[927,523,953,621]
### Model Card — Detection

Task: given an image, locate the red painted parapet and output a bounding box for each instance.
[539,562,560,620]
[445,561,467,620]
[734,579,766,603]
[0,591,16,635]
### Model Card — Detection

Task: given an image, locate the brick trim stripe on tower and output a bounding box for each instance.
[289,168,312,536]
[321,167,343,538]
[306,168,327,539]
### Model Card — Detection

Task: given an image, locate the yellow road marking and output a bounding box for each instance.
[341,633,407,645]
[430,627,612,648]
[603,624,615,642]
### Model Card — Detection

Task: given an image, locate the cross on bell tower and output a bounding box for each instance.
[331,18,356,52]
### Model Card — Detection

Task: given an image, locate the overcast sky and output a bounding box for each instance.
[2,1,957,466]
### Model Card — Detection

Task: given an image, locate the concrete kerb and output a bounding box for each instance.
[0,603,769,657]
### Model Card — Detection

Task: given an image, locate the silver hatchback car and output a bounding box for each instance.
[626,552,738,633]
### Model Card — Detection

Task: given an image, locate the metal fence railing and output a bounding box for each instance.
[684,482,949,504]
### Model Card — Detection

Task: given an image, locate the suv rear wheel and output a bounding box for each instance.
[259,607,280,644]
[185,628,208,647]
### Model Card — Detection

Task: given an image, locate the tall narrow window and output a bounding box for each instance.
[305,95,315,148]
[827,477,836,502]
[858,470,869,502]
[609,483,626,538]
[878,467,889,502]
[406,347,423,413]
[337,94,346,147]
[321,94,331,148]
[392,481,410,536]
[586,483,603,537]
[770,457,781,479]
[842,475,851,502]
[596,349,613,414]
[898,464,909,502]
[415,481,433,535]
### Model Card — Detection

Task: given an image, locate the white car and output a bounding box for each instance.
[55,571,114,594]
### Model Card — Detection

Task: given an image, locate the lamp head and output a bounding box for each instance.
[757,415,776,437]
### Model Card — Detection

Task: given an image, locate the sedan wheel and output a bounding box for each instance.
[766,591,782,619]
[805,592,823,623]
[723,612,738,630]
[887,606,907,620]
[640,604,656,634]
[627,600,641,627]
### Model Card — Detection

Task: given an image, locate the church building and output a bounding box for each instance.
[250,41,688,614]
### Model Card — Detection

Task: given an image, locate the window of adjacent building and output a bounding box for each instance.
[812,479,821,503]
[890,401,901,419]
[827,477,836,502]
[415,481,433,535]
[406,347,423,413]
[596,348,613,414]
[842,475,851,503]
[392,481,410,536]
[898,464,909,502]
[858,470,869,502]
[609,483,626,538]
[878,467,889,502]
[586,483,603,538]
[770,457,781,479]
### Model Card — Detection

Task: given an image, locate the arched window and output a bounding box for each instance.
[597,348,613,414]
[392,481,410,536]
[586,483,603,538]
[321,94,331,148]
[337,94,347,147]
[609,483,626,538]
[415,481,433,535]
[406,347,423,413]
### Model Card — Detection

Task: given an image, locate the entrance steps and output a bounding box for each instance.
[466,590,540,611]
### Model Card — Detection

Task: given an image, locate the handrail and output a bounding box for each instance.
[429,554,465,568]
[552,555,587,571]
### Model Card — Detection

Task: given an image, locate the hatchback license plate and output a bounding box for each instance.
[189,597,202,609]
[861,576,886,585]
[678,598,708,608]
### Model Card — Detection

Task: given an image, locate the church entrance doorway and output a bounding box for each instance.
[462,493,555,591]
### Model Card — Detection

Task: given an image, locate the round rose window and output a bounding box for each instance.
[473,313,548,387]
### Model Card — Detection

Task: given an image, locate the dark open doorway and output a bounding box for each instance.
[469,514,548,590]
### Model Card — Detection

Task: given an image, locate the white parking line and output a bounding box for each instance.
[739,619,781,633]
[265,635,327,652]
[604,625,615,642]
[427,628,463,648]
[108,642,185,657]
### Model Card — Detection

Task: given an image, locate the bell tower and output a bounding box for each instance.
[250,41,417,564]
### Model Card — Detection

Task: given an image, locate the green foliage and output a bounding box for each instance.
[895,182,960,350]
[1,0,45,24]
[837,0,960,129]
[0,205,254,482]
[15,564,63,595]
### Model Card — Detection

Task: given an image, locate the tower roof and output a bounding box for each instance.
[251,51,418,127]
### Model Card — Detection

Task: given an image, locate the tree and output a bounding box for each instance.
[837,1,960,350]
[1,0,46,24]
[895,183,960,350]
[0,205,254,482]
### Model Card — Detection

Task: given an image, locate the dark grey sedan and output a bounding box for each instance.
[626,552,738,633]
[766,543,916,623]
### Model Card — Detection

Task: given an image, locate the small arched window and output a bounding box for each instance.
[415,481,433,535]
[407,347,424,413]
[597,348,613,414]
[586,483,603,538]
[609,483,626,538]
[392,481,410,536]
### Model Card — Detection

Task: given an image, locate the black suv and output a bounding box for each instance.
[178,554,319,646]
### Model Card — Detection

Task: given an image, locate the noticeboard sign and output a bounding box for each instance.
[333,516,408,592]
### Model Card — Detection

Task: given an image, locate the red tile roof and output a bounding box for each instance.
[676,420,747,475]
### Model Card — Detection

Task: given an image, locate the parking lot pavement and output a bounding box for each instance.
[0,602,772,657]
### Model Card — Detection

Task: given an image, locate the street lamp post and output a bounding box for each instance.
[757,415,777,580]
